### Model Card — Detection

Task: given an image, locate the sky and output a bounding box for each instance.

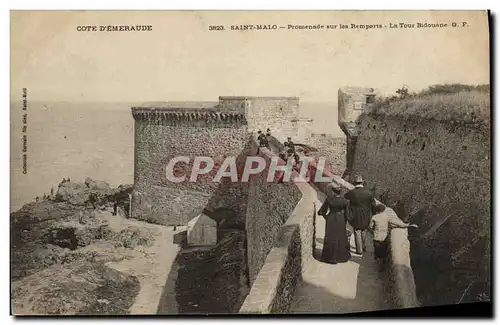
[10,10,490,104]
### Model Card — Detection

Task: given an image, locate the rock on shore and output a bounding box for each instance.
[10,178,155,315]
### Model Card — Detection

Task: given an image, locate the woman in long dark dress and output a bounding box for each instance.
[318,183,351,264]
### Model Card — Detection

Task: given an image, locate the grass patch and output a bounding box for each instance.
[370,84,490,124]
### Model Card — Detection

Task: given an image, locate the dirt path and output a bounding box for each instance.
[99,213,180,314]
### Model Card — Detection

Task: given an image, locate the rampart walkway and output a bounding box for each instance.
[268,139,393,314]
[290,203,392,313]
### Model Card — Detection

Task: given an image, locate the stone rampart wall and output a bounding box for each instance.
[352,113,490,305]
[240,143,318,313]
[245,141,302,286]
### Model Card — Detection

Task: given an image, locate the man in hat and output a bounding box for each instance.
[284,137,296,153]
[265,129,272,149]
[257,130,268,153]
[257,130,265,142]
[344,174,377,254]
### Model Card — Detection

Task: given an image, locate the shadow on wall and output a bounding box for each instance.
[156,227,249,314]
[269,224,303,313]
[409,216,490,306]
[204,136,255,229]
[379,194,490,306]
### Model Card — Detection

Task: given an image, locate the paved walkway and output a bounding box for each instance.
[290,212,393,314]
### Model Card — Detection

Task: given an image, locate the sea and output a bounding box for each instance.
[10,101,341,211]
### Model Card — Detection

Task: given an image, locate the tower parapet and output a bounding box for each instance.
[131,106,246,126]
[338,86,379,136]
[130,101,250,225]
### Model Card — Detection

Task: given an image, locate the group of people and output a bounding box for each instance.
[61,177,71,184]
[35,187,56,203]
[257,130,301,165]
[257,129,272,150]
[318,174,418,269]
[281,137,300,166]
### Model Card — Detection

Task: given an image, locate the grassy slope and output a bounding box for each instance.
[369,84,490,124]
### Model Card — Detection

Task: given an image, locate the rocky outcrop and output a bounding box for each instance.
[55,178,132,212]
[12,262,140,315]
[11,180,139,279]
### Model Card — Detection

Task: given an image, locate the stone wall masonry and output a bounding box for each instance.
[307,134,347,176]
[240,144,318,314]
[245,141,302,286]
[131,109,251,225]
[219,97,300,135]
[387,228,419,308]
[351,113,490,305]
[246,97,299,136]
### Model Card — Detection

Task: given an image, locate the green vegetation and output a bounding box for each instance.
[370,84,490,124]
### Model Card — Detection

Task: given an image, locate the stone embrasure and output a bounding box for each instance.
[131,107,246,123]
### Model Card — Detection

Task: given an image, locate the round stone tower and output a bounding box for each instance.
[131,103,248,225]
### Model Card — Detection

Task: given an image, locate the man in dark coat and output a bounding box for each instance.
[264,129,272,149]
[284,137,295,152]
[257,130,265,142]
[344,174,377,254]
[257,131,268,153]
[258,130,270,149]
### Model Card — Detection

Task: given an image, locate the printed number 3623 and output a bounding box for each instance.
[209,25,225,31]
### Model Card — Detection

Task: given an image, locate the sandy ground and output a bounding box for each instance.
[98,212,180,314]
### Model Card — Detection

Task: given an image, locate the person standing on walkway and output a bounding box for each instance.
[279,145,291,161]
[318,183,351,264]
[257,130,268,153]
[369,203,418,270]
[265,129,272,149]
[344,174,377,254]
[284,137,296,153]
[257,130,265,142]
[284,137,301,167]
